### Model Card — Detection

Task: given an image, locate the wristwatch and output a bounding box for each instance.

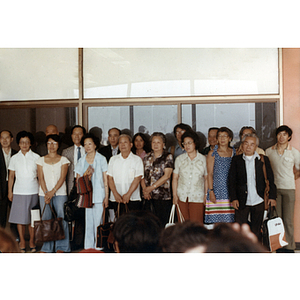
[208,188,214,192]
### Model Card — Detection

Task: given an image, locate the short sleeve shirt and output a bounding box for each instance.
[8,149,40,195]
[107,152,144,201]
[36,156,70,196]
[173,152,207,203]
[266,144,300,189]
[143,151,174,200]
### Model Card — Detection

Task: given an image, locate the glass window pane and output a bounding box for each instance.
[133,105,177,134]
[84,48,278,98]
[87,105,177,146]
[0,48,78,101]
[182,102,277,150]
[88,106,130,145]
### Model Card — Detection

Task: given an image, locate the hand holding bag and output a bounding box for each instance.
[260,154,270,210]
[34,203,65,243]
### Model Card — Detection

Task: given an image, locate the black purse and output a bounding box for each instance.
[96,208,114,249]
[64,181,85,222]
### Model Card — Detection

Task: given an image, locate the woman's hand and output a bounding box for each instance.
[173,194,179,205]
[122,192,130,204]
[209,190,216,203]
[232,200,239,210]
[44,190,55,204]
[143,188,151,200]
[8,191,13,202]
[103,197,109,208]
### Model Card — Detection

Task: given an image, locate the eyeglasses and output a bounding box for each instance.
[47,141,58,145]
[182,141,194,146]
[218,135,229,139]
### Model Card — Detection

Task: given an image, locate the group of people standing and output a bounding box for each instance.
[0,121,299,253]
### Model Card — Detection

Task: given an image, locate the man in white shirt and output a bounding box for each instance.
[228,133,276,241]
[107,134,144,215]
[62,125,86,250]
[0,130,18,235]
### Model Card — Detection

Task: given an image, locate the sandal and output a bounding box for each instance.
[30,247,37,253]
[20,248,26,253]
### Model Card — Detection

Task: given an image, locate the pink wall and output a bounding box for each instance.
[282,48,300,243]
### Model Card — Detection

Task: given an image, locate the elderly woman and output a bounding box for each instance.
[8,131,40,253]
[266,125,300,252]
[172,130,207,224]
[141,132,174,227]
[205,127,236,225]
[132,132,151,159]
[36,134,70,253]
[75,133,109,250]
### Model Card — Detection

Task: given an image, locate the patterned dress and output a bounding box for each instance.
[204,145,235,224]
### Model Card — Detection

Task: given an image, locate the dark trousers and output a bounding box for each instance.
[235,202,264,241]
[0,197,8,228]
[109,200,142,217]
[152,199,172,228]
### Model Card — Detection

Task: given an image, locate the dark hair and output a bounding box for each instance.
[80,133,100,150]
[276,125,293,141]
[16,131,34,145]
[205,223,266,253]
[71,125,86,135]
[0,130,13,138]
[239,126,256,140]
[113,211,162,253]
[108,127,121,136]
[208,127,219,133]
[217,127,233,140]
[45,134,61,147]
[160,221,209,253]
[132,132,151,154]
[181,130,201,150]
[173,123,193,136]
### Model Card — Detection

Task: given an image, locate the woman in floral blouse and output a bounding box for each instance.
[172,130,207,224]
[141,132,174,227]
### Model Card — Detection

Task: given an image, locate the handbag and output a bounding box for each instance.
[77,175,93,208]
[260,154,270,210]
[96,208,114,249]
[34,203,65,243]
[165,204,185,228]
[262,205,288,252]
[64,181,85,222]
[104,203,129,249]
[31,203,41,228]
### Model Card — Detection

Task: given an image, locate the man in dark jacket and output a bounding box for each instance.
[0,130,18,236]
[228,133,276,241]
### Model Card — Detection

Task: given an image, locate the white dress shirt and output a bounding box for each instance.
[107,152,144,201]
[243,152,264,206]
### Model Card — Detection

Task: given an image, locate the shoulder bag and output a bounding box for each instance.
[34,203,65,243]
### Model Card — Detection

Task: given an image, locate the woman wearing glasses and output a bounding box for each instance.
[172,130,207,224]
[205,127,236,225]
[8,131,40,253]
[36,134,70,253]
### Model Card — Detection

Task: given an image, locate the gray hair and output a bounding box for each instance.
[241,133,259,146]
[150,132,166,145]
[118,134,132,143]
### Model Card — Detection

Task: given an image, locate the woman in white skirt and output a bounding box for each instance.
[8,131,40,253]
